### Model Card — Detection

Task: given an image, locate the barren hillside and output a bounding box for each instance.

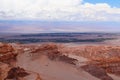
[0,42,120,80]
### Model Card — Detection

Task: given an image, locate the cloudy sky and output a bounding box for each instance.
[0,0,120,33]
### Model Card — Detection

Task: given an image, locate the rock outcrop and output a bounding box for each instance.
[0,62,10,80]
[0,42,14,54]
[81,64,113,80]
[0,43,17,64]
[61,45,120,76]
[5,67,29,80]
[30,43,77,65]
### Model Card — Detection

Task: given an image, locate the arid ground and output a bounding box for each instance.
[0,41,120,80]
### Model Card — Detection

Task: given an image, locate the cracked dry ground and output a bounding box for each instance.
[0,42,120,80]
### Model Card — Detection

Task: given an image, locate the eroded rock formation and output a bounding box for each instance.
[5,67,29,80]
[0,42,18,64]
[0,42,120,80]
[81,64,113,80]
[0,62,10,80]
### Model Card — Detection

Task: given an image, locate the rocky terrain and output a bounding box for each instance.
[0,42,120,80]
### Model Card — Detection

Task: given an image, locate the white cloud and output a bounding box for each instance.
[0,0,120,21]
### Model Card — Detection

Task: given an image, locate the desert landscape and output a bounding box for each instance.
[0,41,120,80]
[0,0,120,80]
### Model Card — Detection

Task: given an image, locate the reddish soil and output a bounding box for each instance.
[0,42,120,80]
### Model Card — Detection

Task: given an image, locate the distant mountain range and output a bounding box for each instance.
[0,33,119,44]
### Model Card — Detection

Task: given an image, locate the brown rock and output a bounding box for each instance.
[0,43,18,64]
[5,67,29,80]
[81,64,113,80]
[0,62,10,80]
[0,43,14,54]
